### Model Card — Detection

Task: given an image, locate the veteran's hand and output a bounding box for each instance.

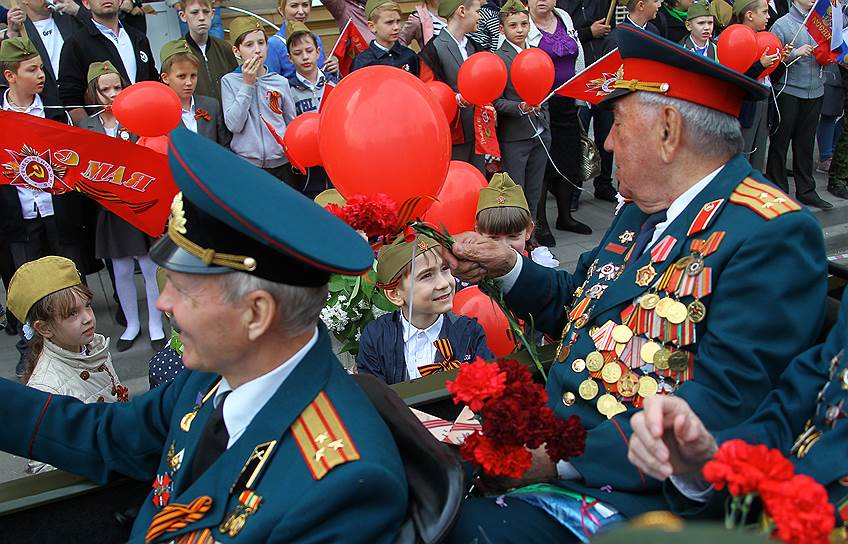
[628,396,717,481]
[475,446,557,493]
[440,232,517,284]
[6,7,24,37]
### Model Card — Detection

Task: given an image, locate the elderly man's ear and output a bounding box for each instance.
[657,105,683,164]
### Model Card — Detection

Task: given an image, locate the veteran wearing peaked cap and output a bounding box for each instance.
[442,25,826,543]
[0,128,408,543]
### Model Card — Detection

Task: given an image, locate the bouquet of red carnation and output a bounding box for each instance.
[702,439,834,543]
[445,358,586,479]
[325,193,399,240]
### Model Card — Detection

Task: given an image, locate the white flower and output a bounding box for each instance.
[373,306,390,319]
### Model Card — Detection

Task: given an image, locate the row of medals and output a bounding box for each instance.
[559,255,707,418]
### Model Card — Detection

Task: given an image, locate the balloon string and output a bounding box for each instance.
[527,114,585,192]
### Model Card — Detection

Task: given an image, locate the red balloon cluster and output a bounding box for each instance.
[424,161,488,235]
[716,24,759,73]
[112,81,181,137]
[453,286,515,357]
[319,66,451,216]
[457,52,508,106]
[511,48,555,106]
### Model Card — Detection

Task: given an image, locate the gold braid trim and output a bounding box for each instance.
[614,79,670,93]
[168,221,258,272]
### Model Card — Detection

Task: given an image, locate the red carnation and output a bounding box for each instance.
[702,439,794,496]
[446,358,507,412]
[328,193,400,239]
[760,474,835,544]
[460,432,533,479]
[540,411,586,462]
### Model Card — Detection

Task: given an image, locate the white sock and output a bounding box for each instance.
[113,257,139,341]
[138,255,164,341]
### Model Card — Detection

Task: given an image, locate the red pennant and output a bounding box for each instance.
[331,18,368,77]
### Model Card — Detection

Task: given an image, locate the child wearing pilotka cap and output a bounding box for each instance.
[221,17,297,183]
[351,0,420,75]
[357,235,493,385]
[679,1,717,59]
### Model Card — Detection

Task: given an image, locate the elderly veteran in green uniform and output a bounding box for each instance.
[628,288,848,535]
[0,128,408,543]
[442,25,827,543]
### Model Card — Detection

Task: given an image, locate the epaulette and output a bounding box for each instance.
[728,177,801,220]
[291,391,361,480]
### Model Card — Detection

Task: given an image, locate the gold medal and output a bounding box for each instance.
[614,342,626,356]
[666,301,688,324]
[578,379,599,400]
[571,358,586,373]
[687,299,706,323]
[180,410,198,432]
[607,400,628,419]
[601,362,623,384]
[617,371,640,397]
[561,391,576,406]
[597,393,618,416]
[228,513,247,537]
[634,263,657,287]
[586,351,605,372]
[640,293,660,310]
[653,348,671,370]
[638,376,658,397]
[611,324,634,344]
[655,297,673,319]
[674,256,694,270]
[556,343,572,363]
[685,255,704,276]
[574,315,589,329]
[668,350,689,372]
[640,341,661,365]
[588,325,600,336]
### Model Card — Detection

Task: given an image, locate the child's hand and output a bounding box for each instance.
[323,55,340,75]
[793,44,814,58]
[242,54,261,86]
[456,93,470,108]
[760,50,780,68]
[519,102,540,115]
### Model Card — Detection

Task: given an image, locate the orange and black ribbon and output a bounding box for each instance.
[145,495,213,543]
[194,108,211,121]
[417,339,462,376]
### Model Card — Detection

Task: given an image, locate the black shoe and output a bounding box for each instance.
[150,338,167,352]
[828,184,848,200]
[535,227,556,247]
[15,360,25,379]
[797,193,834,210]
[116,333,140,352]
[115,306,127,327]
[570,192,580,212]
[555,218,593,235]
[594,188,618,202]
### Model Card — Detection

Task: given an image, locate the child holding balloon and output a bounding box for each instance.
[493,0,549,223]
[221,17,297,184]
[356,236,493,385]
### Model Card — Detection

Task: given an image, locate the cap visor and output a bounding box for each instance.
[149,236,232,275]
[598,88,633,110]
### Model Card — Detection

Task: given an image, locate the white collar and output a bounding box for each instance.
[652,164,726,238]
[373,40,391,52]
[213,328,319,446]
[181,96,195,114]
[504,39,525,53]
[400,313,444,344]
[296,70,324,90]
[3,89,44,114]
[626,16,647,29]
[446,30,468,51]
[92,18,123,38]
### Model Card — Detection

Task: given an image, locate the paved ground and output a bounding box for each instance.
[0,167,838,484]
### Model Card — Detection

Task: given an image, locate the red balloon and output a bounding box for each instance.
[423,161,488,234]
[457,52,508,106]
[452,286,514,357]
[511,48,555,107]
[755,31,784,78]
[283,112,321,174]
[137,135,169,155]
[112,81,181,137]
[319,66,450,216]
[716,24,759,73]
[425,80,459,124]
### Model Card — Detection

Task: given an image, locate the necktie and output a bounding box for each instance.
[627,211,667,265]
[190,391,230,483]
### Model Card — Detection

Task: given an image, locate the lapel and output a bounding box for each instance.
[438,31,465,71]
[392,312,408,383]
[23,19,55,81]
[165,330,336,538]
[590,156,752,318]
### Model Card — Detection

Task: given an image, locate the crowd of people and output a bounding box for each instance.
[0,0,846,541]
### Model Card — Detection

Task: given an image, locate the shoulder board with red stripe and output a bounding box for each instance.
[728,177,801,220]
[687,198,725,236]
[291,392,361,480]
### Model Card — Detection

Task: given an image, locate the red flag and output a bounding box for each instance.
[331,18,368,77]
[552,49,624,104]
[319,80,336,112]
[0,111,176,237]
[261,114,306,174]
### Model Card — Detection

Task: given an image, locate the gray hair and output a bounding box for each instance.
[637,92,744,158]
[217,272,328,337]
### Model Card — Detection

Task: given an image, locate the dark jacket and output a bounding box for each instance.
[556,0,615,64]
[603,19,660,53]
[184,32,238,104]
[351,40,420,76]
[357,311,494,385]
[57,15,158,108]
[493,41,551,142]
[22,10,86,108]
[655,5,689,44]
[179,94,231,147]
